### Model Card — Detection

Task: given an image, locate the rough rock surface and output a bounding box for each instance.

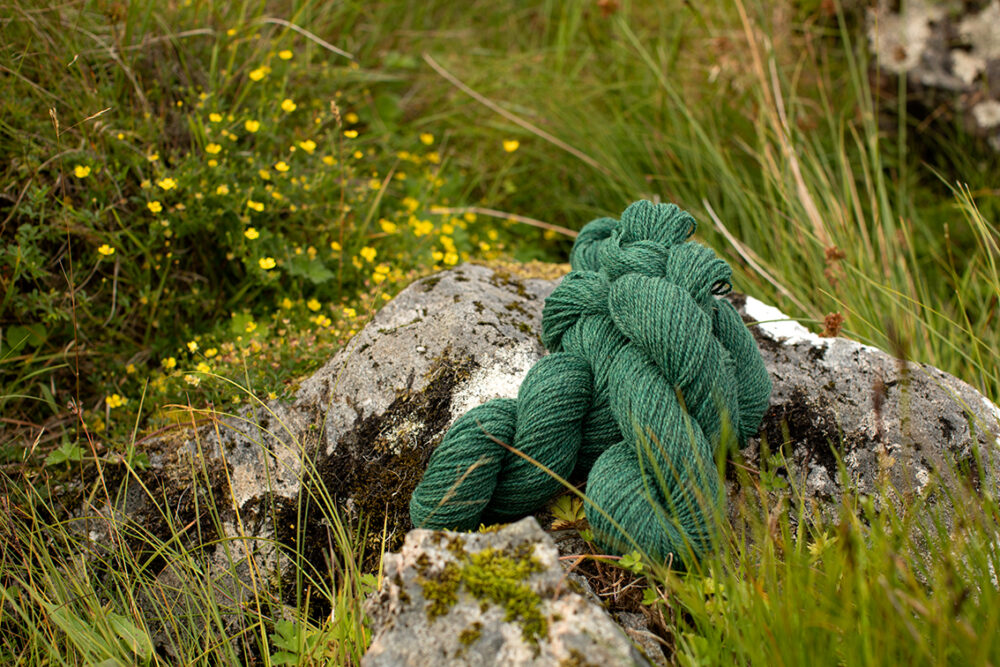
[730,294,1000,526]
[296,263,555,457]
[868,0,1000,151]
[362,517,652,667]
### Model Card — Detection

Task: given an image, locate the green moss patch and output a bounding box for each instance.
[417,541,548,645]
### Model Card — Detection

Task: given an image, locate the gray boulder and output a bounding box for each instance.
[730,293,1000,527]
[362,516,652,667]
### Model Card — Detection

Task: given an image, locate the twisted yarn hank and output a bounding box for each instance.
[409,201,771,566]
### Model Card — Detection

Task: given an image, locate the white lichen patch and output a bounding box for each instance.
[743,296,829,347]
[972,100,1000,129]
[915,467,931,494]
[380,417,425,456]
[867,0,948,73]
[950,50,986,85]
[960,0,1000,60]
[743,296,887,359]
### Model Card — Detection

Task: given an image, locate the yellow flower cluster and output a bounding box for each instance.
[106,393,127,408]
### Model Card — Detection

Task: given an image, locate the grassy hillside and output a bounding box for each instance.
[2,0,998,664]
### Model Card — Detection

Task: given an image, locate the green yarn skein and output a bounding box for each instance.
[409,200,771,566]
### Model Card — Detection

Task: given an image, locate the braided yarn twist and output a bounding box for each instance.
[409,201,771,566]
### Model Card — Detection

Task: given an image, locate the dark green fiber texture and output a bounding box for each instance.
[409,201,772,566]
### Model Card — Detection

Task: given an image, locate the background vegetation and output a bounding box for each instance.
[1,0,998,664]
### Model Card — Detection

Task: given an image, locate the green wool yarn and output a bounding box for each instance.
[409,200,771,566]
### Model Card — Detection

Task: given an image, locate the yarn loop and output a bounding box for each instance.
[410,201,771,566]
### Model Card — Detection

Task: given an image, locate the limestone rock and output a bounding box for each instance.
[296,264,555,457]
[292,264,556,554]
[362,517,652,667]
[729,294,1000,524]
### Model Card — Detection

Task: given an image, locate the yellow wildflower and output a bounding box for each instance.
[148,153,159,162]
[343,306,357,318]
[249,66,268,81]
[205,143,222,155]
[359,246,376,263]
[297,139,316,154]
[368,178,381,190]
[247,200,264,212]
[353,150,363,159]
[245,227,259,240]
[345,112,359,124]
[157,177,177,191]
[330,241,342,252]
[278,49,293,60]
[205,347,218,358]
[98,244,115,256]
[275,161,290,172]
[73,165,91,178]
[196,362,211,373]
[245,119,260,133]
[322,155,336,166]
[465,211,478,223]
[281,98,297,112]
[307,298,321,312]
[281,297,293,309]
[126,363,137,374]
[185,374,201,386]
[187,340,198,353]
[216,184,230,195]
[259,257,276,270]
[420,133,434,145]
[208,159,218,167]
[259,169,271,180]
[343,129,358,138]
[106,394,127,408]
[147,201,163,213]
[502,139,520,153]
[379,219,397,234]
[162,356,177,369]
[209,112,223,122]
[402,197,419,212]
[443,251,459,265]
[427,151,441,164]
[412,219,433,236]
